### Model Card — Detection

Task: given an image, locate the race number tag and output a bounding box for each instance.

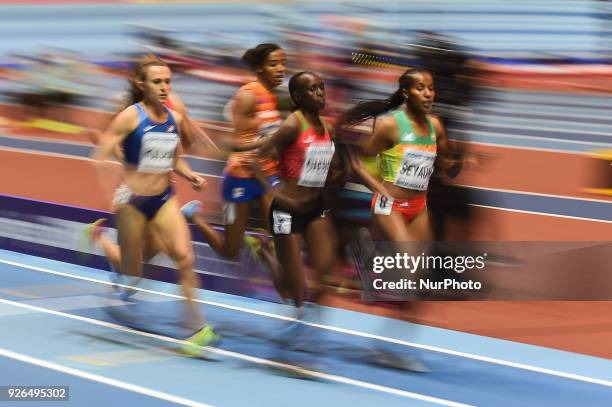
[223,203,236,225]
[272,210,292,235]
[373,193,394,215]
[394,149,436,191]
[297,143,335,187]
[138,132,178,173]
[112,184,132,207]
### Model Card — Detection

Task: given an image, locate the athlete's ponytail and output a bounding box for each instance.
[339,68,425,127]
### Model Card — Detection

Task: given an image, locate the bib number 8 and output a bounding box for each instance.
[373,193,393,215]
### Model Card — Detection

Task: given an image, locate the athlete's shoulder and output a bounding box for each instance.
[232,86,257,116]
[238,81,261,94]
[376,113,398,131]
[427,113,442,125]
[116,104,140,125]
[426,114,445,134]
[107,104,140,138]
[372,113,400,146]
[283,111,302,129]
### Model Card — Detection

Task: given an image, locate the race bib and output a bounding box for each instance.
[394,149,436,191]
[272,210,292,235]
[373,193,394,215]
[138,132,178,173]
[112,184,132,207]
[298,143,335,187]
[223,203,236,225]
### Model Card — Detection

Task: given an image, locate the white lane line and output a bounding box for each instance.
[453,140,589,155]
[457,185,612,204]
[0,133,93,146]
[464,112,612,134]
[0,347,213,407]
[480,101,612,114]
[0,298,470,407]
[451,129,611,146]
[466,122,612,137]
[0,145,98,162]
[469,204,612,224]
[460,116,612,132]
[1,257,612,388]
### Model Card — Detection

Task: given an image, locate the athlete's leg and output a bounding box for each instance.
[273,233,305,306]
[254,193,286,295]
[371,209,430,372]
[86,221,168,270]
[150,197,202,327]
[84,219,122,272]
[115,204,148,279]
[405,209,433,241]
[142,225,170,262]
[372,210,413,242]
[189,202,250,259]
[303,214,337,301]
[259,192,274,232]
[153,198,221,354]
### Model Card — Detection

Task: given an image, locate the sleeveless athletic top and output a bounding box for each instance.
[379,109,437,191]
[280,110,335,188]
[226,81,281,177]
[122,103,179,174]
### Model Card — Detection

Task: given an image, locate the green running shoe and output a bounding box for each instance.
[243,235,262,262]
[181,324,221,357]
[83,218,107,244]
[79,218,107,257]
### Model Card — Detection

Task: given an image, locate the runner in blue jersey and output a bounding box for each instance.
[93,57,219,355]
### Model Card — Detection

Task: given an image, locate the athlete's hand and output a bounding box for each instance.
[463,154,480,172]
[190,174,206,190]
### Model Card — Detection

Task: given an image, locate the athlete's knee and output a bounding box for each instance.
[172,246,195,270]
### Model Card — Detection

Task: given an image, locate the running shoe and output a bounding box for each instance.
[276,302,322,352]
[243,235,263,262]
[181,200,202,222]
[78,218,107,261]
[181,324,222,357]
[82,218,107,245]
[371,349,430,373]
[110,271,141,301]
[243,228,273,262]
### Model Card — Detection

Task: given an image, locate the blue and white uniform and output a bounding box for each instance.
[113,103,179,219]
